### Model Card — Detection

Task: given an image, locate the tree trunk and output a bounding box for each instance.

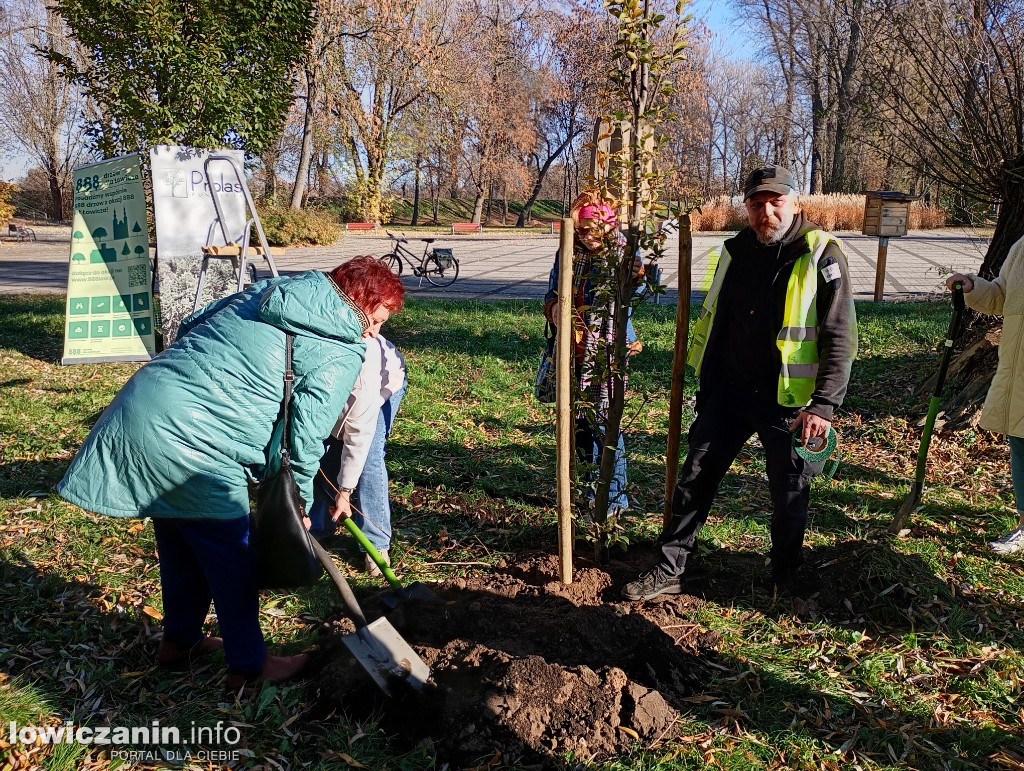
[809,90,824,194]
[472,181,485,224]
[364,168,384,224]
[262,145,280,201]
[290,65,317,210]
[517,135,578,227]
[827,0,863,193]
[46,158,63,221]
[411,155,421,227]
[316,146,330,196]
[915,320,999,430]
[980,174,1024,277]
[561,162,569,216]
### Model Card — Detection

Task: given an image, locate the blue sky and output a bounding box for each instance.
[691,0,758,59]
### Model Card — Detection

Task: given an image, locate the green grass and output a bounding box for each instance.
[1,294,1022,769]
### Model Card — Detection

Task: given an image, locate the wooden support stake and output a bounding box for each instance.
[664,213,692,529]
[873,236,889,302]
[556,217,575,584]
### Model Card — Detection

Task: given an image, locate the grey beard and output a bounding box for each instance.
[757,211,795,244]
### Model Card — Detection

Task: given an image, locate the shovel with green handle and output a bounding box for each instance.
[889,281,967,534]
[317,467,442,607]
[308,535,430,696]
[339,516,443,609]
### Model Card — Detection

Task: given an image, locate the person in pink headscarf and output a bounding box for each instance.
[543,189,646,522]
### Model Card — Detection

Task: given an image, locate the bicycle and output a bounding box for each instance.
[381,231,460,288]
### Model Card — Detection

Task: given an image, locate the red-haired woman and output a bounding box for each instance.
[58,257,404,689]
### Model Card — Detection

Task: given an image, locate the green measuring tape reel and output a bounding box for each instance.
[793,426,840,481]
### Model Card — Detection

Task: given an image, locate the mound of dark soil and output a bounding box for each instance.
[312,553,717,766]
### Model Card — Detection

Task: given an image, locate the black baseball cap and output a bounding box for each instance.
[743,165,798,201]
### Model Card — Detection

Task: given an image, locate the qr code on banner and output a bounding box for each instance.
[127,264,148,289]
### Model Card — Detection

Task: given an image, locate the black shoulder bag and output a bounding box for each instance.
[250,333,324,589]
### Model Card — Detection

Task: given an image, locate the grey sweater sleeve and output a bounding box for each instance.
[805,242,857,421]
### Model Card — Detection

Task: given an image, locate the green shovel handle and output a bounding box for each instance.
[339,517,401,589]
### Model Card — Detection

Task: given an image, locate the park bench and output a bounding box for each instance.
[8,223,36,241]
[451,222,482,234]
[549,220,562,234]
[344,222,377,232]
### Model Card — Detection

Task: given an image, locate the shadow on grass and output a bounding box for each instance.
[389,438,556,506]
[0,550,180,731]
[610,539,1024,651]
[0,295,66,363]
[389,434,684,519]
[0,543,356,767]
[0,458,74,499]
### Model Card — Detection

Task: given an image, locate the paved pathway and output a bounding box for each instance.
[0,225,992,301]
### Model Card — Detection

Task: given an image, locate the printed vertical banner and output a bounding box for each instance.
[62,154,155,365]
[150,145,246,346]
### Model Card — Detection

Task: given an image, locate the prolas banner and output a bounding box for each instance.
[62,154,155,365]
[150,145,246,346]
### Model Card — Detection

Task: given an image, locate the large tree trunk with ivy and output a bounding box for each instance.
[980,170,1024,278]
[871,0,1024,419]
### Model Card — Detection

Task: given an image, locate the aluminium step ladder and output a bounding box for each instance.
[192,154,284,312]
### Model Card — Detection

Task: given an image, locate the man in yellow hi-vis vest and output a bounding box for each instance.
[623,166,857,601]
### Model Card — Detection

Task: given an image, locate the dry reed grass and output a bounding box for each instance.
[686,194,946,232]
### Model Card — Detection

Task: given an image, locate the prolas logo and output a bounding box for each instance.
[189,171,243,196]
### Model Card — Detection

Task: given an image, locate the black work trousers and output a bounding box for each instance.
[658,384,824,576]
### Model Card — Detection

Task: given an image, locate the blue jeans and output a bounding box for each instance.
[575,416,629,514]
[310,386,404,550]
[152,516,266,675]
[1010,435,1024,513]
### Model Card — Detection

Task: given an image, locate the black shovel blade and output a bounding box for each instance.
[380,581,443,609]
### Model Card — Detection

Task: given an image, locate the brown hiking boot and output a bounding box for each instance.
[157,635,224,670]
[364,549,390,577]
[621,566,685,601]
[226,653,309,692]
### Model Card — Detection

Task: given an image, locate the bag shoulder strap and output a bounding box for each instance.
[280,332,295,459]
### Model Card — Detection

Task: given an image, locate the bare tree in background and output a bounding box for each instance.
[733,0,881,193]
[875,0,1024,275]
[515,5,609,226]
[457,0,537,224]
[0,0,86,220]
[325,0,457,221]
[289,0,362,210]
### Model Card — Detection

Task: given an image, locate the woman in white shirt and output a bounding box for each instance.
[309,335,407,574]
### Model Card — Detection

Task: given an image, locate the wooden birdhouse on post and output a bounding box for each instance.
[862,190,920,301]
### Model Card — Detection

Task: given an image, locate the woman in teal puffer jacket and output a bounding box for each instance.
[58,257,404,689]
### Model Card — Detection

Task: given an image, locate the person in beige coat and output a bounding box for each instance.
[948,233,1024,555]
